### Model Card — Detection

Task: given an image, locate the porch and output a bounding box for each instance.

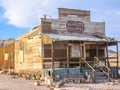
[42,33,119,83]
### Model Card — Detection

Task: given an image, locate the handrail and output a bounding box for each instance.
[105,65,111,71]
[94,56,99,67]
[94,57,111,81]
[94,57,111,72]
[83,58,95,72]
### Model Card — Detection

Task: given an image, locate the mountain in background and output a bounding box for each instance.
[108,50,117,56]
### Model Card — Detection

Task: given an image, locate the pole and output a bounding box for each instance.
[51,41,54,80]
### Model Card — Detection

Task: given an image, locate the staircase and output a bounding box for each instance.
[93,66,110,83]
[82,58,111,83]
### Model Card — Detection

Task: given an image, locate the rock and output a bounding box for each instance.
[55,80,65,88]
[11,75,16,79]
[34,80,40,86]
[105,82,114,85]
[114,81,119,85]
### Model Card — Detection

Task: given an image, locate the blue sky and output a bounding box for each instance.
[0,0,120,41]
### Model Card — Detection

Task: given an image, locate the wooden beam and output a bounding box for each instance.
[41,35,44,70]
[51,41,54,79]
[67,43,69,68]
[107,57,118,59]
[79,42,82,67]
[116,42,119,68]
[109,61,120,63]
[106,42,110,67]
[42,58,52,60]
[96,42,98,58]
[69,62,79,64]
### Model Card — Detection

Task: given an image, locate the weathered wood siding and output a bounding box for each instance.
[0,47,4,69]
[41,8,105,36]
[15,35,42,72]
[14,26,42,73]
[0,43,14,69]
[42,34,52,44]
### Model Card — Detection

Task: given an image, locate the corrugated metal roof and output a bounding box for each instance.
[45,33,116,42]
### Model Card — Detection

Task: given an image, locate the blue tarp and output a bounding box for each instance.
[44,68,80,78]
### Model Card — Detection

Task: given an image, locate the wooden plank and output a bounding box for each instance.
[51,41,54,79]
[54,57,67,60]
[106,42,109,67]
[67,44,69,68]
[69,62,79,64]
[117,42,119,67]
[96,43,98,57]
[42,58,52,60]
[79,42,81,67]
[94,72,109,75]
[109,61,120,63]
[107,57,117,59]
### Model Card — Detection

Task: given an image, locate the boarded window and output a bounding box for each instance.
[44,44,52,58]
[19,42,24,50]
[19,50,24,63]
[71,44,80,58]
[5,53,9,61]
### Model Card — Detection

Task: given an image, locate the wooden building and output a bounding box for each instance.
[11,8,119,82]
[0,43,14,70]
[14,26,42,73]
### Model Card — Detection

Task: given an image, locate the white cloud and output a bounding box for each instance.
[1,0,120,39]
[0,0,71,28]
[91,9,120,31]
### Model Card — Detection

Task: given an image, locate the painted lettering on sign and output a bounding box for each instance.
[66,21,84,33]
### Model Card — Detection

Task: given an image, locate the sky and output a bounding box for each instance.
[0,0,120,41]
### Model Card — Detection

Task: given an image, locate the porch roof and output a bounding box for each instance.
[44,33,117,42]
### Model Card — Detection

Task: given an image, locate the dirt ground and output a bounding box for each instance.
[59,83,120,90]
[0,74,49,90]
[0,74,120,90]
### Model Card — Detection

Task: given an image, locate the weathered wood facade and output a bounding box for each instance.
[0,8,119,82]
[14,26,42,73]
[0,43,14,69]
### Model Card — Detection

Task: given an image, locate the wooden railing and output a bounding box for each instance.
[82,58,95,72]
[94,56,111,81]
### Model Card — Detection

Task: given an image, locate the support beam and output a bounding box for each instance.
[79,42,82,67]
[67,44,69,68]
[51,41,54,79]
[116,42,119,68]
[96,42,98,58]
[106,42,109,67]
[41,35,44,68]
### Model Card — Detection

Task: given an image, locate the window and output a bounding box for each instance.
[71,44,80,58]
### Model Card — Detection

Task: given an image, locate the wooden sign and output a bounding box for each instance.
[66,21,84,33]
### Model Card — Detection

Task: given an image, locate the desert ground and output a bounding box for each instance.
[0,74,120,90]
[0,74,49,90]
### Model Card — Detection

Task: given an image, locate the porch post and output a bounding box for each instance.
[79,42,82,67]
[67,42,69,68]
[41,35,44,78]
[106,42,109,67]
[96,42,98,58]
[116,42,119,68]
[51,41,54,79]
